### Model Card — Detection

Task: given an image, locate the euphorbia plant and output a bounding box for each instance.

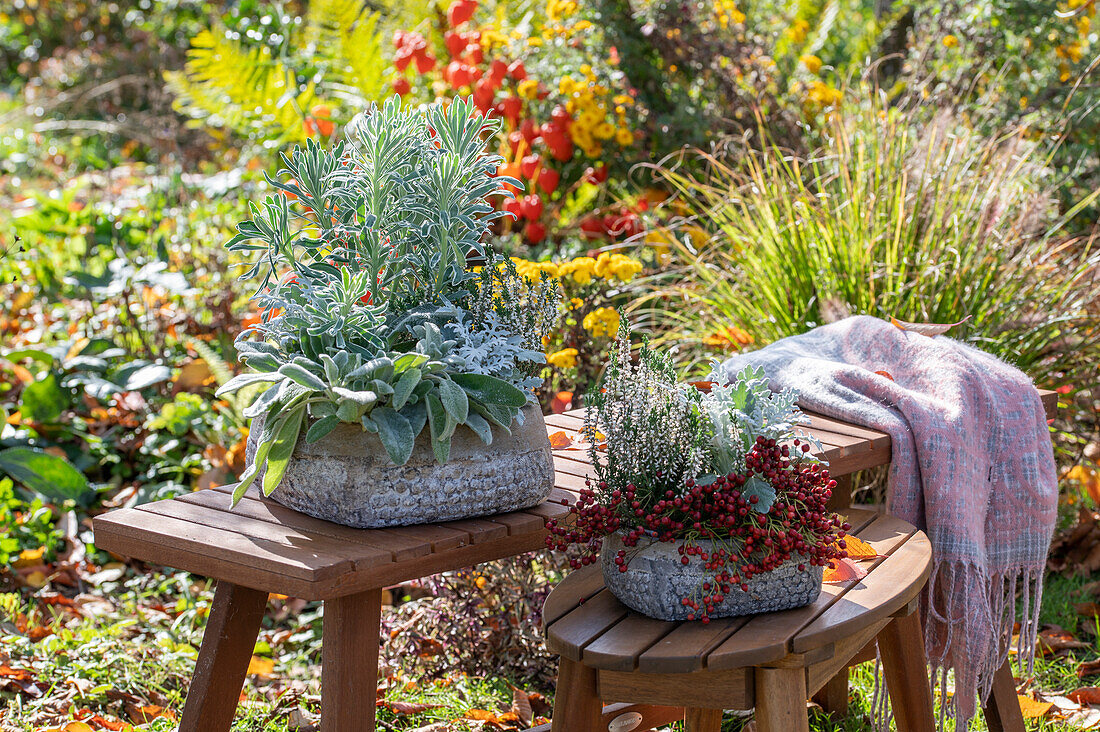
[219,96,560,503]
[546,326,850,621]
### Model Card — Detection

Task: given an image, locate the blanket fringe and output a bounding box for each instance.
[919,558,1044,731]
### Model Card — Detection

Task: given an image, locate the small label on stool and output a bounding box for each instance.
[607,711,643,732]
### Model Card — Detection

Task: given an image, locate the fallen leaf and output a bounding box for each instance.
[12,546,45,568]
[511,687,532,725]
[247,655,275,678]
[838,535,879,560]
[874,370,895,381]
[125,702,175,724]
[1038,628,1091,655]
[1017,695,1054,719]
[1069,687,1100,705]
[381,700,439,715]
[1079,660,1100,678]
[548,431,572,450]
[288,706,319,731]
[823,558,868,584]
[890,315,971,337]
[464,709,499,720]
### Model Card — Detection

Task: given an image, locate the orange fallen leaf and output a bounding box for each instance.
[548,431,572,449]
[823,558,868,584]
[125,702,175,724]
[690,381,715,393]
[890,315,971,337]
[838,535,879,560]
[247,655,275,677]
[874,370,895,381]
[464,709,499,720]
[1017,695,1054,719]
[380,700,439,715]
[12,546,45,569]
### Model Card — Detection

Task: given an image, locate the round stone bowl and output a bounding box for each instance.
[246,403,553,528]
[600,533,823,621]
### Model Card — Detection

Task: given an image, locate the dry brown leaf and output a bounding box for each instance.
[511,687,532,725]
[1069,687,1100,705]
[382,700,439,715]
[890,316,971,337]
[1038,628,1091,655]
[1079,660,1100,678]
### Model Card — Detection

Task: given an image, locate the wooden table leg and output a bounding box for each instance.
[982,657,1024,732]
[684,707,723,731]
[877,613,935,732]
[813,669,850,717]
[322,588,383,732]
[550,658,602,732]
[179,581,268,732]
[755,667,810,732]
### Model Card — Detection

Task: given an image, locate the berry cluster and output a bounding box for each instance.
[546,437,851,621]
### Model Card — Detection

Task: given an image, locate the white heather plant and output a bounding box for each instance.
[218,96,560,503]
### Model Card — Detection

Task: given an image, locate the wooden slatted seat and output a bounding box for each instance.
[538,511,935,732]
[92,390,1055,731]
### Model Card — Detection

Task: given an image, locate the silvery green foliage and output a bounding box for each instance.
[702,364,807,476]
[218,96,560,503]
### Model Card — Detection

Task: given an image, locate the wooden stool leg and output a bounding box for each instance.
[982,657,1024,732]
[684,707,723,731]
[179,581,268,732]
[813,669,849,717]
[878,613,935,732]
[322,588,383,732]
[550,658,602,732]
[755,667,810,732]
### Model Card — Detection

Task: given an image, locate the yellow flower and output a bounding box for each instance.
[560,256,597,285]
[805,80,843,109]
[569,297,584,310]
[583,307,620,338]
[593,122,616,140]
[593,251,643,282]
[559,75,576,96]
[547,348,579,369]
[518,79,540,100]
[800,54,823,74]
[615,127,634,146]
[942,34,959,48]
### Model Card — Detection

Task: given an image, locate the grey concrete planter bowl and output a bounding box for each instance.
[601,533,823,621]
[246,403,553,528]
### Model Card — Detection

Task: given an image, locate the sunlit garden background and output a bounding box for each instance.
[0,0,1098,729]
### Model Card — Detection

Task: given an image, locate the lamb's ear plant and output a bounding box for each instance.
[219,96,560,504]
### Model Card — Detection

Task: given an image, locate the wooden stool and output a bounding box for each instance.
[541,509,935,732]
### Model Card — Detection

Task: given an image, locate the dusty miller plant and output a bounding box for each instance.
[218,96,560,502]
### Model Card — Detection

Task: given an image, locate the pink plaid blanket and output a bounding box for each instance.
[714,315,1058,728]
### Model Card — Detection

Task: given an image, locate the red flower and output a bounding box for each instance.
[448,0,477,27]
[392,77,411,96]
[526,221,547,243]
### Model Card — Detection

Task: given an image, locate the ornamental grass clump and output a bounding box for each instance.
[218,96,559,503]
[546,326,849,621]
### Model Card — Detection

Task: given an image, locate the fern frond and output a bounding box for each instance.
[305,0,391,103]
[165,29,321,143]
[189,339,234,387]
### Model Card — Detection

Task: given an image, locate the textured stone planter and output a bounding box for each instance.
[246,404,553,528]
[601,533,823,621]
